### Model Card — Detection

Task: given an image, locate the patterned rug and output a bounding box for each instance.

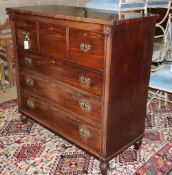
[0,99,172,175]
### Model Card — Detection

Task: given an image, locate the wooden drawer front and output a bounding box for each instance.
[15,19,37,50]
[69,29,104,70]
[20,91,101,154]
[18,53,103,97]
[39,23,66,59]
[19,71,102,124]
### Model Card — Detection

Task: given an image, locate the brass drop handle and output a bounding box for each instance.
[25,57,32,65]
[25,77,34,87]
[80,42,91,53]
[79,75,91,86]
[79,100,92,112]
[23,31,30,41]
[26,99,35,109]
[79,127,91,138]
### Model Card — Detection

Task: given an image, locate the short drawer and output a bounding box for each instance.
[15,19,37,50]
[39,23,66,59]
[20,91,101,154]
[18,52,103,97]
[69,29,104,70]
[19,71,102,124]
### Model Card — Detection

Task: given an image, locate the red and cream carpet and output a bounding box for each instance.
[0,99,172,175]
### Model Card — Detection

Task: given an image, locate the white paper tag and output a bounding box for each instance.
[24,40,29,50]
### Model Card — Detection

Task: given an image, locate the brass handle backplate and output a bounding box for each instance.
[79,127,91,138]
[80,43,91,53]
[79,100,92,112]
[79,75,91,86]
[26,99,35,109]
[25,57,32,65]
[23,31,30,41]
[25,77,34,87]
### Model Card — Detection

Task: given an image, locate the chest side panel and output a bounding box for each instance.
[106,17,156,157]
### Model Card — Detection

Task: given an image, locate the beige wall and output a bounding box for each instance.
[0,0,90,24]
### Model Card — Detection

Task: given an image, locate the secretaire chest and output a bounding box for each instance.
[7,5,156,174]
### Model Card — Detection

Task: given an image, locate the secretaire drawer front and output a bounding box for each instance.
[20,91,101,154]
[69,29,104,70]
[19,72,102,124]
[18,53,103,97]
[39,23,66,59]
[15,19,37,50]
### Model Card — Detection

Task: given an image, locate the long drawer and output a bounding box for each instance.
[19,70,102,124]
[19,90,101,154]
[18,52,103,97]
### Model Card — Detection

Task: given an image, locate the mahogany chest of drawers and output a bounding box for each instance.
[7,6,156,174]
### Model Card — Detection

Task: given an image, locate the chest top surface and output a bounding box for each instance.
[6,5,152,25]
